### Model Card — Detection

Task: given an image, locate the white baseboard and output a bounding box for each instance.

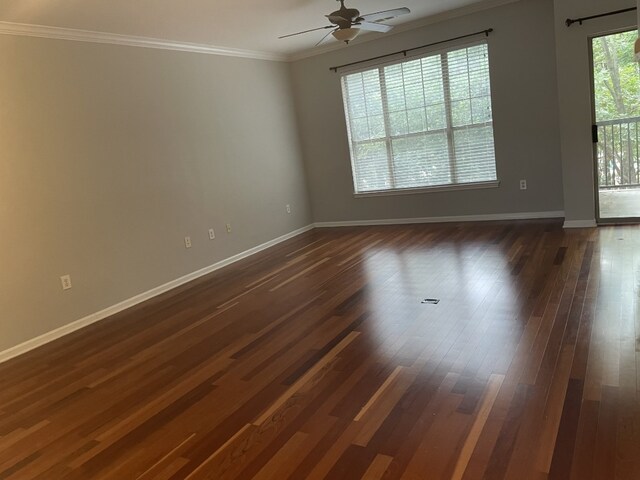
[313,210,566,228]
[0,224,314,364]
[563,219,597,228]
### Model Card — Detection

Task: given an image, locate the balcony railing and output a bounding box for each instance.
[597,116,640,189]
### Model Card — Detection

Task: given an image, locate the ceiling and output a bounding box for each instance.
[0,0,509,58]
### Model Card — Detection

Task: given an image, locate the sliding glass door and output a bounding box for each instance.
[592,29,640,222]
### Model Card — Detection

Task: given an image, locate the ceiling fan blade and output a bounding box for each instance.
[279,25,334,39]
[358,21,393,33]
[315,28,337,47]
[359,7,410,23]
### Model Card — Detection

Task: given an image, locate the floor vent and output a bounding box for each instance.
[421,298,440,305]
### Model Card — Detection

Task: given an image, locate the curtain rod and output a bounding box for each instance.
[329,28,493,73]
[566,7,637,27]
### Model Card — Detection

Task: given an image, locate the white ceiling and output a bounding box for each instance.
[0,0,509,58]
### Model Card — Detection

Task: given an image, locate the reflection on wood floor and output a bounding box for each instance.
[0,220,638,479]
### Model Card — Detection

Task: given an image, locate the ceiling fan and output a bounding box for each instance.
[279,0,411,46]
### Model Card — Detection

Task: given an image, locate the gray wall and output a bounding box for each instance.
[291,0,565,222]
[0,35,311,352]
[553,0,636,223]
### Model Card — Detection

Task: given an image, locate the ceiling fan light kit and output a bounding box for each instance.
[332,27,360,43]
[279,0,410,46]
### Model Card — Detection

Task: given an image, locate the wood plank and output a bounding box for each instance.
[451,373,505,480]
[361,454,393,479]
[354,366,403,422]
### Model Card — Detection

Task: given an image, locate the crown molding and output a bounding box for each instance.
[287,0,522,62]
[0,21,288,62]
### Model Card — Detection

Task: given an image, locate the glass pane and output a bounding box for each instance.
[593,31,640,122]
[368,114,386,139]
[344,73,364,97]
[344,74,367,118]
[402,60,425,109]
[384,64,406,112]
[351,117,370,142]
[392,133,451,188]
[453,126,496,183]
[592,30,640,219]
[451,99,472,127]
[447,49,470,101]
[427,103,446,130]
[389,111,408,136]
[354,141,390,192]
[362,70,383,116]
[422,56,445,105]
[407,108,427,134]
[469,66,490,98]
[471,96,492,123]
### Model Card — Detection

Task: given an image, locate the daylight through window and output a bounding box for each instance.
[341,42,498,194]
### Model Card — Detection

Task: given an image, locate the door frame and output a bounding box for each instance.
[589,27,640,225]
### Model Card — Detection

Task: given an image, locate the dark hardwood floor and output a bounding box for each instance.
[1,220,638,479]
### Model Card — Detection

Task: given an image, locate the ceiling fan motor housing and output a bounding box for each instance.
[330,0,361,27]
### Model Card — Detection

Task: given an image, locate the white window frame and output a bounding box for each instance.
[340,40,500,197]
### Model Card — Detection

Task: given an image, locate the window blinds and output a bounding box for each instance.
[341,42,497,194]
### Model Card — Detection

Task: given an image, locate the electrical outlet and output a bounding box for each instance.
[208,228,215,240]
[226,223,232,234]
[60,275,72,291]
[286,204,291,214]
[184,236,192,249]
[520,179,527,190]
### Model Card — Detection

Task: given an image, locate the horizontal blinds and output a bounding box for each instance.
[341,42,497,193]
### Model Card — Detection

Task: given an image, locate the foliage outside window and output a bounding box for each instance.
[341,42,497,194]
[593,31,639,122]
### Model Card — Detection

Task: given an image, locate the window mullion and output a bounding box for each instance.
[440,53,457,183]
[378,67,396,189]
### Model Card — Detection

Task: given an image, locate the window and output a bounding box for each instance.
[341,42,498,195]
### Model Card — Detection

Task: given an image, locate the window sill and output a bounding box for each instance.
[353,180,500,198]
